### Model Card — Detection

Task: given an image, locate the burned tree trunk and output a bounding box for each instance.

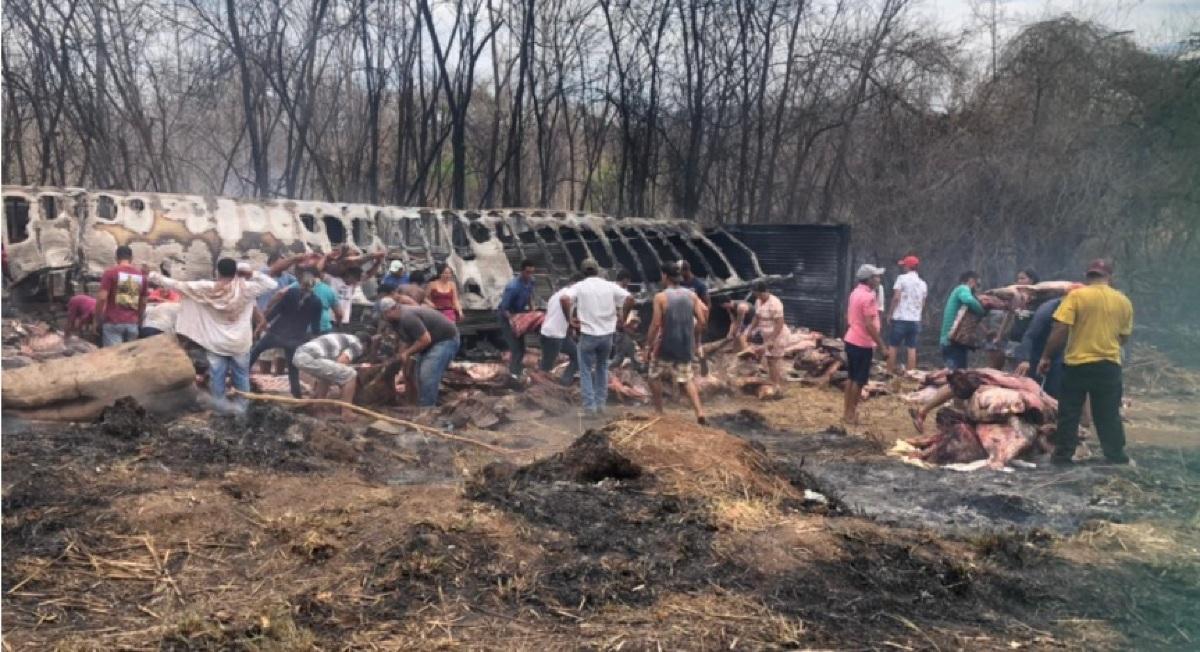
[2,335,197,421]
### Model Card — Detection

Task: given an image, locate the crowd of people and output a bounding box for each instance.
[61,242,1137,467]
[845,255,1134,466]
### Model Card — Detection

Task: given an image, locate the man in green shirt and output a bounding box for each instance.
[939,271,985,370]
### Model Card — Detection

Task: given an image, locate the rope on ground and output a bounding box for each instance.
[230,390,517,455]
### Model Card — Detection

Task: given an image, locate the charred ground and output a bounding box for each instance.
[2,385,1198,650]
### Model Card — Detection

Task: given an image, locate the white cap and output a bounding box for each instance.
[389,260,405,273]
[855,264,885,281]
[236,261,253,273]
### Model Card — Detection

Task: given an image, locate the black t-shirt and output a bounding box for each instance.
[391,306,458,345]
[267,287,323,344]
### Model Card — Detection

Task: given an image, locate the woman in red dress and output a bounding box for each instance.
[427,262,463,322]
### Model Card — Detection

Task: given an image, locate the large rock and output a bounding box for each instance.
[2,334,196,421]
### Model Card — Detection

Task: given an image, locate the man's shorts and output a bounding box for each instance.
[292,350,356,385]
[887,320,920,348]
[650,359,694,384]
[844,342,874,386]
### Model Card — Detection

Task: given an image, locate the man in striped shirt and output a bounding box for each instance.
[292,332,364,418]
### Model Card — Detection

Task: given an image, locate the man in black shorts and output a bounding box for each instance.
[843,264,887,425]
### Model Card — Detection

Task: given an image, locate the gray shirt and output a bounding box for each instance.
[659,287,695,363]
[392,306,458,345]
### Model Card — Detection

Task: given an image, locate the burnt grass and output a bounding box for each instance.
[4,399,1198,649]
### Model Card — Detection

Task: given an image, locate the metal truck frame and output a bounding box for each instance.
[3,186,772,332]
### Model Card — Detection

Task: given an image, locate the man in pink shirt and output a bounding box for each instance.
[843,264,887,425]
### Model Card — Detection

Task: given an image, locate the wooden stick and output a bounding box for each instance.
[230,390,517,455]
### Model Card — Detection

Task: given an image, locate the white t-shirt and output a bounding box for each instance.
[564,276,631,336]
[143,302,181,335]
[325,276,356,324]
[891,271,927,322]
[540,287,572,339]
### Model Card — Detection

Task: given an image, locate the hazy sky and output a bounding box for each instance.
[917,0,1198,48]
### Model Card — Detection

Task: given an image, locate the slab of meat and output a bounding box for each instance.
[967,386,1027,422]
[608,369,650,402]
[906,409,985,465]
[903,385,942,405]
[510,311,546,337]
[976,417,1038,469]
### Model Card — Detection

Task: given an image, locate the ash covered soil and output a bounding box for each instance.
[3,386,1198,650]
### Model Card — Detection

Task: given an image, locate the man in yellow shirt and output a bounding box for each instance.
[1038,259,1134,466]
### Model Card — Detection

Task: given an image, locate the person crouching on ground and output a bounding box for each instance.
[292,332,364,419]
[645,262,708,424]
[150,258,279,414]
[843,264,887,426]
[385,303,461,408]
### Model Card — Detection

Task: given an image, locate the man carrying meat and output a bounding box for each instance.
[939,271,986,370]
[1039,259,1134,466]
[497,259,537,382]
[843,264,887,426]
[645,262,708,424]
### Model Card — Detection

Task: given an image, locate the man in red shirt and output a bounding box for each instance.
[93,245,148,346]
[842,264,887,425]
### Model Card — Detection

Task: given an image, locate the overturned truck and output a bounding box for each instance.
[2,186,848,335]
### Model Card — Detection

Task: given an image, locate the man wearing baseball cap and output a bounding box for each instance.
[378,260,409,294]
[886,255,927,374]
[1039,258,1134,466]
[842,264,887,425]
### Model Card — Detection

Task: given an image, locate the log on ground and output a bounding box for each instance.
[2,334,197,421]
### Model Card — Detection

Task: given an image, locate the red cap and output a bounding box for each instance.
[1086,258,1114,277]
[898,255,920,268]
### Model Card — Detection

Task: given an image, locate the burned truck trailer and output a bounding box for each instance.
[2,186,787,332]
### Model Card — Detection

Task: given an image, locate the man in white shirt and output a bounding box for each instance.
[151,257,279,413]
[886,255,928,374]
[539,274,582,386]
[560,259,635,416]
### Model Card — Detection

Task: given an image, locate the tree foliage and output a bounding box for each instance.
[2,2,1197,330]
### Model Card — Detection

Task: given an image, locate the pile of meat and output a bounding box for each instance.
[2,319,97,368]
[899,368,1058,471]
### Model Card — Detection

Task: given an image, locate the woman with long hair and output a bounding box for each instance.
[427,262,463,323]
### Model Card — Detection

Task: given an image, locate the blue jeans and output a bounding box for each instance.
[578,333,613,412]
[416,336,460,407]
[499,315,526,376]
[539,334,578,385]
[102,322,139,347]
[941,343,969,370]
[207,351,251,413]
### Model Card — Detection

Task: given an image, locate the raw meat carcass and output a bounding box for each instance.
[976,417,1039,469]
[906,409,986,465]
[967,386,1027,422]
